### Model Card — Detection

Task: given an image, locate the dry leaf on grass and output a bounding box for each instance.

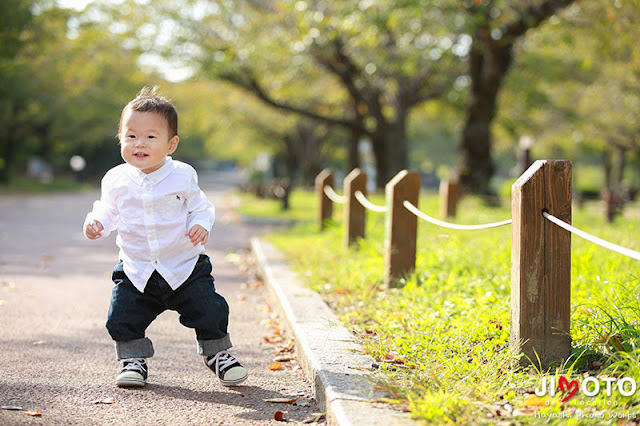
[522,395,549,407]
[594,333,625,351]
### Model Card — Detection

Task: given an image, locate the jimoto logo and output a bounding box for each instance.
[535,376,637,403]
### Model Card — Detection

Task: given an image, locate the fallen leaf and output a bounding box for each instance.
[579,307,592,316]
[522,395,549,407]
[274,410,287,421]
[264,397,298,404]
[295,398,311,407]
[512,406,540,417]
[260,318,279,328]
[268,361,283,371]
[264,336,285,344]
[595,333,625,351]
[25,411,41,417]
[276,339,295,353]
[274,354,296,362]
[302,412,326,424]
[382,351,405,365]
[90,398,115,405]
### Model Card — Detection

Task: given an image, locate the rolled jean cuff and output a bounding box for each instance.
[114,337,155,360]
[197,334,232,357]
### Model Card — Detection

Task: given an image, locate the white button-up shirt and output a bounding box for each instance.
[85,157,215,292]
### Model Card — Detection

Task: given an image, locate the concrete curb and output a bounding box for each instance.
[251,237,414,426]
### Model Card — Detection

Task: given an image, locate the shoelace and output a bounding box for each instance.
[122,358,147,373]
[208,351,237,375]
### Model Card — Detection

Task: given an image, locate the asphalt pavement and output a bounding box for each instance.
[0,170,322,425]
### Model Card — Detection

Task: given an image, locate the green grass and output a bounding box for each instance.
[0,176,90,193]
[233,190,317,223]
[239,188,640,424]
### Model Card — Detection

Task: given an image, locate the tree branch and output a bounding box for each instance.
[218,65,362,131]
[501,0,575,41]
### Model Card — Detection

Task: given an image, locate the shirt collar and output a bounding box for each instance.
[128,157,175,186]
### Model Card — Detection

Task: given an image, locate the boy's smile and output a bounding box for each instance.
[120,109,179,174]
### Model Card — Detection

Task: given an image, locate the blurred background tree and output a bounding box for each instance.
[1,0,639,218]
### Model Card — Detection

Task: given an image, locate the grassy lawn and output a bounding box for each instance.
[0,176,91,193]
[238,188,640,424]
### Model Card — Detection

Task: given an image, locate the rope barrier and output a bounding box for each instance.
[354,191,387,213]
[543,212,640,261]
[323,185,347,204]
[403,200,513,230]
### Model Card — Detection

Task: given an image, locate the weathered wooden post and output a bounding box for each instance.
[384,170,420,287]
[439,179,459,219]
[343,168,367,248]
[511,160,572,366]
[315,169,334,231]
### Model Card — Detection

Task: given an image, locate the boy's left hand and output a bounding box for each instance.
[186,225,209,246]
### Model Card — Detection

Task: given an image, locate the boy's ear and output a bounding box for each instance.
[168,135,179,154]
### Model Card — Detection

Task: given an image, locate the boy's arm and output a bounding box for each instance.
[185,169,215,233]
[83,173,119,240]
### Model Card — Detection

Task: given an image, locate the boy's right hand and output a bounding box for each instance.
[84,219,104,239]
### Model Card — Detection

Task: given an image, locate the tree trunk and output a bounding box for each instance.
[602,145,627,222]
[458,34,513,195]
[348,126,360,172]
[371,116,409,189]
[0,137,17,184]
[0,102,23,185]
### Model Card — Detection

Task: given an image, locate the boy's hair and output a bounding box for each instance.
[118,86,178,138]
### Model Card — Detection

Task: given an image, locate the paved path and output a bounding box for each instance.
[0,170,321,425]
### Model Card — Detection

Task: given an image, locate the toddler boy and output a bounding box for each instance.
[84,87,247,388]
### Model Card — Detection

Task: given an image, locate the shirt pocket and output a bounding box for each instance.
[158,194,185,220]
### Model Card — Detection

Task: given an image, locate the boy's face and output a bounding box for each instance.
[119,109,179,174]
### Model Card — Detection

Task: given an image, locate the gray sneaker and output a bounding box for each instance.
[116,358,147,387]
[204,351,248,386]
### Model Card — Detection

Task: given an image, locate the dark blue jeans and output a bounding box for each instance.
[106,254,232,360]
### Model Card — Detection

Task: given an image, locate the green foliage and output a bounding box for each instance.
[244,189,640,424]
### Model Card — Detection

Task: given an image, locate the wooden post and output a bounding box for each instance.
[439,179,459,219]
[343,168,367,248]
[315,169,334,231]
[384,170,420,287]
[511,160,572,366]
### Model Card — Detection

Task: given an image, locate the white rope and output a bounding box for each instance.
[354,191,387,213]
[403,200,512,230]
[323,185,346,204]
[543,212,640,261]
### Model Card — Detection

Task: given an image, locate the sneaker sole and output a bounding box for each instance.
[116,377,146,387]
[220,372,249,387]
